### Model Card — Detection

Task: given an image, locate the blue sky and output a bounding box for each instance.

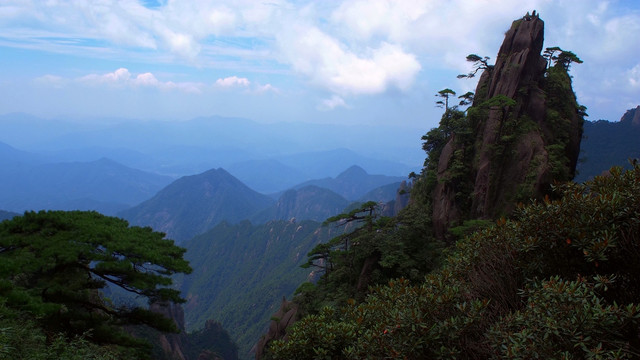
[0,0,639,130]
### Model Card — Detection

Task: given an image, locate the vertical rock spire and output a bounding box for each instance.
[431,12,584,239]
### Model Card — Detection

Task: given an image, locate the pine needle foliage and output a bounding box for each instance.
[0,210,192,355]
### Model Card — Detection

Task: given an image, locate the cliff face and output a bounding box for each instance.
[149,302,191,360]
[470,15,547,217]
[432,13,584,238]
[621,106,640,126]
[254,298,298,359]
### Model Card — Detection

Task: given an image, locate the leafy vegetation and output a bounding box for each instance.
[267,164,640,359]
[0,301,132,360]
[294,195,444,319]
[0,211,192,358]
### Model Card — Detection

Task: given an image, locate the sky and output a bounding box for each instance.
[0,0,639,131]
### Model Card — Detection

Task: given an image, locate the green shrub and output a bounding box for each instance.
[267,164,640,359]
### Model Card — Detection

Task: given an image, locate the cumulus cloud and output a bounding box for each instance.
[79,68,132,85]
[213,76,278,94]
[215,76,250,87]
[76,68,203,93]
[133,72,160,87]
[277,24,421,96]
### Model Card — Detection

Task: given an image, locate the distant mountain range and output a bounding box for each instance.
[226,149,414,194]
[0,113,423,179]
[292,165,405,201]
[357,181,404,203]
[120,165,405,242]
[0,143,173,215]
[1,134,408,240]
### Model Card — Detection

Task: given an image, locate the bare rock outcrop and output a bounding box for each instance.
[150,302,188,360]
[432,12,584,238]
[254,297,298,359]
[470,14,548,218]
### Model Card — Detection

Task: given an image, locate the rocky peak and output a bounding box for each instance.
[487,13,545,100]
[430,12,584,239]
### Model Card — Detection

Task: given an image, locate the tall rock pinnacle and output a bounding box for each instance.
[430,12,584,239]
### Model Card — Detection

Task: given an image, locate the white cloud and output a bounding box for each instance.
[331,0,430,42]
[75,68,202,93]
[4,0,640,122]
[156,28,200,59]
[133,72,160,87]
[318,95,347,111]
[79,68,132,85]
[277,24,421,96]
[215,76,250,87]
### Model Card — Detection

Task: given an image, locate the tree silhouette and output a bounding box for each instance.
[458,91,475,107]
[543,46,583,70]
[458,54,492,79]
[435,88,457,110]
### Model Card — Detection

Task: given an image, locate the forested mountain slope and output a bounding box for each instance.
[119,168,274,242]
[178,219,342,358]
[251,186,350,224]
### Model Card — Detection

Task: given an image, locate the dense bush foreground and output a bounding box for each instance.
[268,164,640,359]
